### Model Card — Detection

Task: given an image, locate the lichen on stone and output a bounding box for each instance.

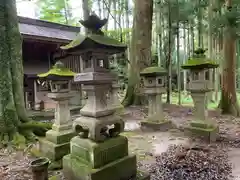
[140,66,167,77]
[37,61,76,78]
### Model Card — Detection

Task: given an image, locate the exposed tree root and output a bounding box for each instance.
[218,95,240,117]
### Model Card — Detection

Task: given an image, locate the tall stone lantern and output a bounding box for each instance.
[37,61,76,161]
[60,14,150,180]
[182,48,219,142]
[140,66,172,131]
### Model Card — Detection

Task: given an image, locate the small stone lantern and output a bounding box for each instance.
[182,48,219,141]
[140,66,172,131]
[60,14,150,180]
[37,61,76,161]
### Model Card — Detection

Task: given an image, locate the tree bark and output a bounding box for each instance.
[122,0,153,106]
[0,0,51,142]
[218,0,240,116]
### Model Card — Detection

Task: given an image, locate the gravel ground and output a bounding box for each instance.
[1,105,240,180]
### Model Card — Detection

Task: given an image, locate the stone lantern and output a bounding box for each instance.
[60,14,149,180]
[140,66,172,131]
[37,61,76,161]
[182,48,219,142]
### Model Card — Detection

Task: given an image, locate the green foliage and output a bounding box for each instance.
[37,0,78,25]
[212,0,240,37]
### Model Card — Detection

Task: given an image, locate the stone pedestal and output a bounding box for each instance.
[63,136,149,180]
[39,92,75,160]
[185,92,219,142]
[141,93,172,131]
[64,83,149,180]
[108,82,124,114]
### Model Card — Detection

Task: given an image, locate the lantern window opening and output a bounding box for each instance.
[192,71,199,80]
[158,78,163,85]
[205,70,210,80]
[149,80,152,84]
[97,59,104,68]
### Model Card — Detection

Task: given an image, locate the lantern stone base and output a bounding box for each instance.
[39,129,75,161]
[113,104,125,115]
[63,136,150,180]
[141,117,172,131]
[185,120,219,142]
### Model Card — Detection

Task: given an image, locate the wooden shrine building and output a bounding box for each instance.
[19,16,82,110]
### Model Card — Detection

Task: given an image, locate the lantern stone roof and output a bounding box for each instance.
[140,66,167,77]
[182,48,219,70]
[18,16,80,42]
[38,61,76,80]
[60,14,127,54]
[60,33,127,52]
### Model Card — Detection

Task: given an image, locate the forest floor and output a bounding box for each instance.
[1,104,240,179]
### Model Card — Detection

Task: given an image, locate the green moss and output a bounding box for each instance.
[60,34,127,50]
[30,146,43,157]
[38,61,76,78]
[49,175,59,180]
[182,58,219,69]
[140,66,167,77]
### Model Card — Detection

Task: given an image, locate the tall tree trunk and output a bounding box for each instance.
[97,0,102,18]
[197,0,203,48]
[166,1,172,104]
[208,0,214,102]
[190,21,195,55]
[218,0,240,116]
[118,0,122,41]
[176,0,181,105]
[82,0,90,34]
[122,0,153,106]
[0,0,50,142]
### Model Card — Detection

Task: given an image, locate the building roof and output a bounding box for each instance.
[18,16,80,42]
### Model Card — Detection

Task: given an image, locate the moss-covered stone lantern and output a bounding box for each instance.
[38,61,75,93]
[60,14,150,180]
[182,48,219,142]
[140,66,172,131]
[37,61,76,161]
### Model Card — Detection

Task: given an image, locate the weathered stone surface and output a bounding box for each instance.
[70,136,128,168]
[73,114,124,142]
[45,129,75,144]
[39,129,75,161]
[185,120,219,142]
[63,154,137,180]
[141,120,172,131]
[39,139,71,161]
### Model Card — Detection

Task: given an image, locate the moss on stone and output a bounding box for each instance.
[70,136,128,169]
[182,58,219,70]
[140,66,167,77]
[38,61,76,78]
[60,33,127,50]
[63,154,137,180]
[185,121,219,142]
[141,119,173,131]
[190,120,215,129]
